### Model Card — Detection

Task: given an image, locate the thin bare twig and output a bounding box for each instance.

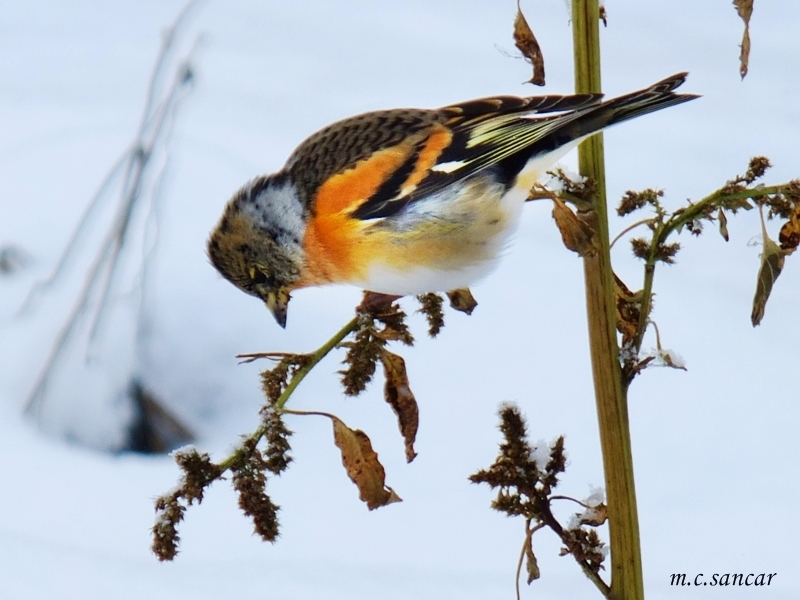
[609,218,653,249]
[24,1,203,418]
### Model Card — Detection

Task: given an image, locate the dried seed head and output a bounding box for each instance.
[617,188,663,216]
[232,444,281,542]
[416,293,445,337]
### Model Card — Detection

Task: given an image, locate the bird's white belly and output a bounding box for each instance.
[363,257,501,296]
[356,146,576,295]
[359,178,528,295]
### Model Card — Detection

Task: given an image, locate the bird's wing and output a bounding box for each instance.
[293,73,694,222]
[347,93,607,220]
[286,93,600,221]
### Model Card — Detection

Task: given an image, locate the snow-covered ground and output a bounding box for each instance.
[1,2,798,598]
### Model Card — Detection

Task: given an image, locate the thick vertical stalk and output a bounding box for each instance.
[571,1,644,599]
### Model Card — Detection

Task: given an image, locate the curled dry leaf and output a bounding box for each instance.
[659,349,688,372]
[552,197,597,257]
[331,416,402,510]
[599,5,608,27]
[578,502,608,527]
[718,208,730,242]
[447,288,478,315]
[358,291,401,313]
[373,326,412,343]
[525,539,541,583]
[513,2,546,86]
[613,273,640,348]
[778,204,800,253]
[751,206,786,327]
[381,349,419,463]
[733,0,754,79]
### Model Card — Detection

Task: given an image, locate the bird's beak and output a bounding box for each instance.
[264,288,290,328]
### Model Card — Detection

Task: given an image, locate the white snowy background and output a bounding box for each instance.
[1,1,798,599]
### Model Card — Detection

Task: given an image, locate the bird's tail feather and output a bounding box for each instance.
[569,72,699,140]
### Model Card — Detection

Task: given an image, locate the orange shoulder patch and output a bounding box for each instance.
[314,140,415,218]
[400,123,452,195]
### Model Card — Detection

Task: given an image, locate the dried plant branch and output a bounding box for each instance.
[628,176,799,365]
[152,314,358,560]
[16,152,131,313]
[152,289,460,558]
[609,218,654,249]
[471,404,611,598]
[236,351,296,364]
[219,315,359,471]
[549,494,594,509]
[23,1,203,419]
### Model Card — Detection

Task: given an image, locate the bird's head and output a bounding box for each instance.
[208,173,306,328]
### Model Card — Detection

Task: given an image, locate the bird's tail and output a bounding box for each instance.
[563,72,699,141]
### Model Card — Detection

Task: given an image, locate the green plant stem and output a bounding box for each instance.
[657,185,786,252]
[275,316,360,410]
[572,1,643,599]
[631,184,789,355]
[217,316,360,472]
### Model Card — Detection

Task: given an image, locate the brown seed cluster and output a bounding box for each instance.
[617,188,663,217]
[340,301,413,396]
[231,439,281,542]
[416,292,445,337]
[470,405,607,587]
[151,448,222,561]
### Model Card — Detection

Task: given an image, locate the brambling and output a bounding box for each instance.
[209,73,696,327]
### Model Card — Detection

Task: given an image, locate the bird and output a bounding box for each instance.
[208,73,697,327]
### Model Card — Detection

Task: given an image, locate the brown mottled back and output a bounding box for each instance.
[284,109,442,207]
[281,92,603,208]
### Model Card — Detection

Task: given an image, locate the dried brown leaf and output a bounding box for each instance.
[579,503,608,527]
[447,288,478,315]
[614,273,640,347]
[752,206,786,326]
[358,291,401,313]
[331,416,402,510]
[373,327,411,343]
[718,209,730,242]
[733,0,753,79]
[381,350,419,463]
[552,197,596,257]
[373,303,414,346]
[778,204,800,254]
[525,538,541,583]
[513,2,545,86]
[659,350,688,371]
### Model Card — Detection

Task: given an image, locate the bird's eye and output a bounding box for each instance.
[250,267,269,285]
